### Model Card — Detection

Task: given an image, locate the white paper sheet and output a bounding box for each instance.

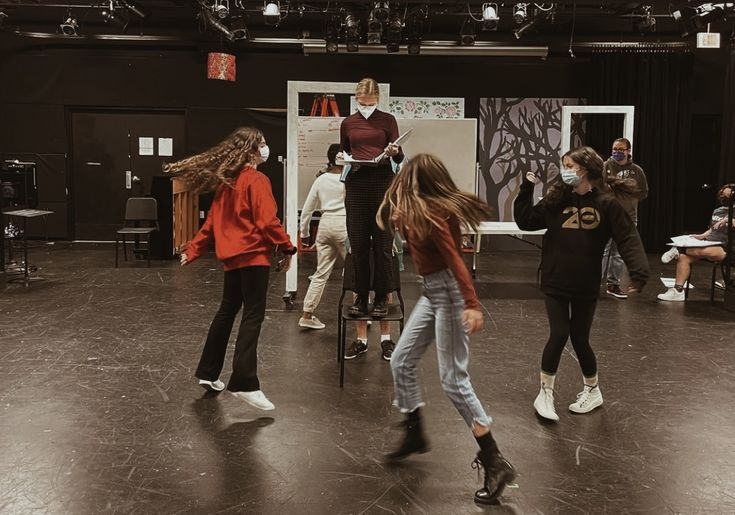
[158,138,173,156]
[138,137,154,156]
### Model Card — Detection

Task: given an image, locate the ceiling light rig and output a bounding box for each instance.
[513,3,529,24]
[481,3,499,31]
[60,11,79,35]
[633,5,655,34]
[386,12,404,53]
[343,11,360,52]
[263,1,282,26]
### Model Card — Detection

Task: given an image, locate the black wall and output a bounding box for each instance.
[0,35,728,246]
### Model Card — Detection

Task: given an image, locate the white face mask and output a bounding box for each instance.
[259,145,270,163]
[357,104,377,119]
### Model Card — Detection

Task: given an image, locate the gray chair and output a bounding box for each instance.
[115,197,159,268]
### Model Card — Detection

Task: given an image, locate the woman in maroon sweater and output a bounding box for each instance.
[164,127,296,411]
[377,154,515,506]
[339,78,404,360]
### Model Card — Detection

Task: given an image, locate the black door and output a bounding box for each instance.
[70,110,185,240]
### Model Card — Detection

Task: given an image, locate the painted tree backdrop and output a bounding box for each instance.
[478,98,585,221]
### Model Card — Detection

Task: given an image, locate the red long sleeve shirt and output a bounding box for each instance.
[339,110,405,162]
[405,213,481,311]
[185,167,295,271]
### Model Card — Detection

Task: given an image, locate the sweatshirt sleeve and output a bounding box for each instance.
[299,180,320,238]
[513,179,548,231]
[431,217,481,311]
[607,197,649,290]
[249,175,295,253]
[637,166,649,201]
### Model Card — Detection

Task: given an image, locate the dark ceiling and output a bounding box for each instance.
[0,1,730,50]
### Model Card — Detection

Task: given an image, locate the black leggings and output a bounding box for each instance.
[542,294,598,378]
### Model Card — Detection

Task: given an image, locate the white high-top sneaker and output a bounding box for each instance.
[661,247,680,264]
[533,386,559,421]
[657,288,685,302]
[231,390,275,411]
[569,385,603,414]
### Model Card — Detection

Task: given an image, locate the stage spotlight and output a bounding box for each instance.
[482,3,499,31]
[406,14,422,55]
[673,4,727,37]
[460,17,476,45]
[263,1,280,26]
[386,13,403,53]
[633,6,655,34]
[213,0,229,19]
[101,2,129,31]
[121,0,150,20]
[201,6,235,40]
[60,14,78,35]
[343,12,360,52]
[325,17,339,53]
[367,11,382,44]
[372,1,390,22]
[513,3,528,24]
[230,16,248,40]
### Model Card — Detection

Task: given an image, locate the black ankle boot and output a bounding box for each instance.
[348,297,368,317]
[472,435,516,505]
[386,409,429,462]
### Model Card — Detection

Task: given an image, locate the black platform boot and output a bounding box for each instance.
[472,432,516,505]
[348,296,368,317]
[386,409,430,462]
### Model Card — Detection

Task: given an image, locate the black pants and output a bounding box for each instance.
[196,266,269,392]
[345,164,394,300]
[542,294,598,378]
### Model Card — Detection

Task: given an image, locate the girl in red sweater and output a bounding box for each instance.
[377,154,515,505]
[164,127,296,410]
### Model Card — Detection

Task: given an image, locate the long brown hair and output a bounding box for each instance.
[544,146,605,210]
[162,127,263,193]
[377,154,491,241]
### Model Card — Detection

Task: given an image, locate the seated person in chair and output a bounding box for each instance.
[658,184,734,302]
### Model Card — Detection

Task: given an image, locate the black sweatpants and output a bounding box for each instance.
[541,294,598,378]
[196,266,270,392]
[344,164,394,300]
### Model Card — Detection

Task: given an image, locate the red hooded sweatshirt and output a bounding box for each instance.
[185,167,294,270]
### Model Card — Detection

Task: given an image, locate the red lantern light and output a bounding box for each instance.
[207,52,236,82]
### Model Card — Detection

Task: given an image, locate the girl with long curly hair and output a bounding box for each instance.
[165,127,296,411]
[377,153,516,506]
[514,146,649,423]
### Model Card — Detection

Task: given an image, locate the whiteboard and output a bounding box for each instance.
[297,116,478,205]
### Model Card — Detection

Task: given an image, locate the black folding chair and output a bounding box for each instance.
[336,253,404,387]
[115,197,159,268]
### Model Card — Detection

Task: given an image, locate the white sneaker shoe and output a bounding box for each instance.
[661,247,680,264]
[569,385,603,414]
[533,386,559,421]
[657,287,685,302]
[231,390,275,411]
[298,316,326,330]
[199,379,225,392]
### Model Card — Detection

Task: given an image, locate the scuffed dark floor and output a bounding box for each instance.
[1,242,734,514]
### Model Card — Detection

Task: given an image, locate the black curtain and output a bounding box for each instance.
[588,51,693,252]
[719,40,735,186]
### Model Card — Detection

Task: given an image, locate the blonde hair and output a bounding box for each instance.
[356,78,380,98]
[377,154,492,241]
[162,127,263,194]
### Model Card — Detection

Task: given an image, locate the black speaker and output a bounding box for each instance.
[1,160,38,209]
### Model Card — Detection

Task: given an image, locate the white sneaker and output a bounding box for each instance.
[199,379,225,392]
[299,316,326,330]
[569,385,603,414]
[657,287,685,302]
[661,247,680,264]
[533,386,559,421]
[231,390,275,411]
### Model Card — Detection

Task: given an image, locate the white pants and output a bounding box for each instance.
[303,215,347,314]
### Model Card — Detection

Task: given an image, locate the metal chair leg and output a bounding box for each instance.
[147,236,151,267]
[122,235,128,262]
[115,236,119,268]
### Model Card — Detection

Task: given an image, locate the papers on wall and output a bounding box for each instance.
[158,138,173,156]
[138,137,154,156]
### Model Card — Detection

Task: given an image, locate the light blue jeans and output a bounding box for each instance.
[390,269,491,428]
[602,239,624,285]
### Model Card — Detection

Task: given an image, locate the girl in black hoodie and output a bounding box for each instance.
[514,146,649,422]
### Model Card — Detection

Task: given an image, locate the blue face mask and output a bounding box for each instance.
[560,168,582,186]
[612,150,627,161]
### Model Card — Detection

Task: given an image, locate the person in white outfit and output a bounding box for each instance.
[299,144,348,329]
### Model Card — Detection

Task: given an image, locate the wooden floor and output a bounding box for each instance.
[1,242,734,514]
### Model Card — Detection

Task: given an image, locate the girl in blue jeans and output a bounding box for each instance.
[376,154,515,505]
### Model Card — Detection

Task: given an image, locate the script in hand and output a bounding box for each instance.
[336,128,413,165]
